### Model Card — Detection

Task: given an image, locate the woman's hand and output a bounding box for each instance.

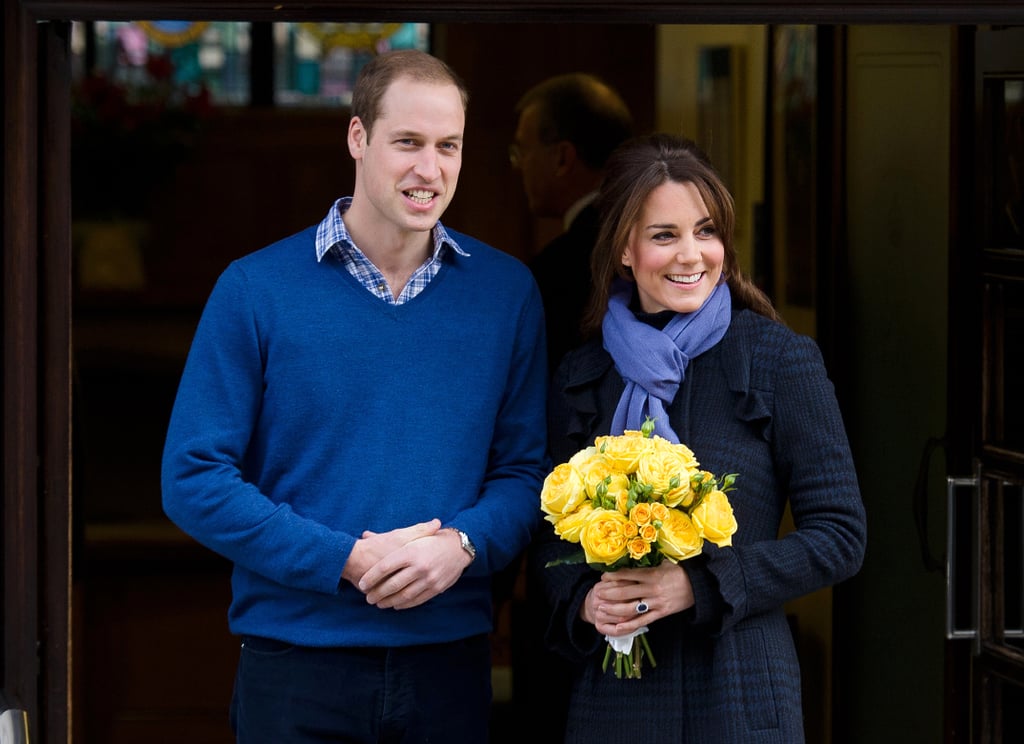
[581,561,694,637]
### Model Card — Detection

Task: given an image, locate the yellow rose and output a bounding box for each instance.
[627,536,652,561]
[691,489,738,547]
[630,502,654,526]
[650,435,697,461]
[638,523,658,542]
[540,462,587,517]
[580,509,631,566]
[568,445,600,468]
[594,430,652,474]
[569,447,612,495]
[549,502,595,543]
[650,502,670,522]
[638,440,700,507]
[657,508,703,562]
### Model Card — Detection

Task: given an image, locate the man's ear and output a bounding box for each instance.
[348,116,367,159]
[554,140,577,176]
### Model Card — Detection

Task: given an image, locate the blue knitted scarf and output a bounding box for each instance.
[601,278,732,443]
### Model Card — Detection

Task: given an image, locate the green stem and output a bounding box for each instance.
[638,631,657,668]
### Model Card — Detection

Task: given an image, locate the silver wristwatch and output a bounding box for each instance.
[449,528,476,561]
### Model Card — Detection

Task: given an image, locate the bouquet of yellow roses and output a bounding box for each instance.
[540,418,738,679]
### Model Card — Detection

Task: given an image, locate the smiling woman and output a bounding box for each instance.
[620,180,726,316]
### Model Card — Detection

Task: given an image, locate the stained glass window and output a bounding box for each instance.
[276,23,430,106]
[70,21,430,108]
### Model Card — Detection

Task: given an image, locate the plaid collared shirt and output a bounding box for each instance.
[314,197,469,305]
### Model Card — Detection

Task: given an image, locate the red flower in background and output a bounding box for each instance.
[71,52,211,217]
[145,52,174,82]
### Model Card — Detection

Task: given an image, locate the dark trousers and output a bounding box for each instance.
[230,634,492,743]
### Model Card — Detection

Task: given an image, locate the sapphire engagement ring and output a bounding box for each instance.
[635,600,650,615]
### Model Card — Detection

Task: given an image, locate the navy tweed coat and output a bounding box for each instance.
[528,308,867,743]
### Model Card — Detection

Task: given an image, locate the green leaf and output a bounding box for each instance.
[544,551,588,568]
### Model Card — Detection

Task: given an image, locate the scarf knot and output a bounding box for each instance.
[601,279,732,442]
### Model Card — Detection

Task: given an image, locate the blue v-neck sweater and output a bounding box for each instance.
[161,225,549,647]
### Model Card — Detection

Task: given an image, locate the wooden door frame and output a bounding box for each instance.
[967,25,1024,742]
[8,3,1024,743]
[3,7,73,741]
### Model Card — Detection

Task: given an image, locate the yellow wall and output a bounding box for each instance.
[842,25,951,743]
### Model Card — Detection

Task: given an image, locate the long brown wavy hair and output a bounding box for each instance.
[581,133,780,337]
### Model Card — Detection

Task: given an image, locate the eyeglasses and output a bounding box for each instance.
[509,140,559,168]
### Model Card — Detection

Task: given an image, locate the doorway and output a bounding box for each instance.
[947,24,1024,743]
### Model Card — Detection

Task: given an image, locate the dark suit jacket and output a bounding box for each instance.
[530,308,867,743]
[529,203,600,375]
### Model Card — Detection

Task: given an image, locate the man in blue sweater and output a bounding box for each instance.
[161,49,548,743]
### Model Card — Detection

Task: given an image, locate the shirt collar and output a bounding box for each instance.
[315,197,469,262]
[563,190,598,232]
